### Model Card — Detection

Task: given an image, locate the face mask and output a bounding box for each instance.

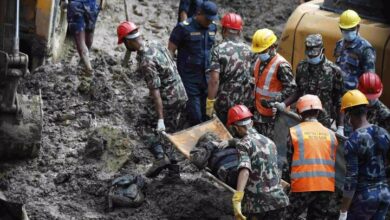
[342,30,357,42]
[368,99,378,106]
[307,54,323,65]
[259,52,270,62]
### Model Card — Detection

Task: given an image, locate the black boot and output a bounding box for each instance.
[145,144,170,178]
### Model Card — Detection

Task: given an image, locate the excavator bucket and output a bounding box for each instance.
[0,191,29,220]
[0,0,43,160]
[164,117,232,159]
[0,93,43,160]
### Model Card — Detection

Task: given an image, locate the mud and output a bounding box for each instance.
[2,0,298,219]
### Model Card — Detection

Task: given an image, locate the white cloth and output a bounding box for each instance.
[338,211,347,220]
[157,119,165,132]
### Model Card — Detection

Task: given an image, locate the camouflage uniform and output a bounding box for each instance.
[343,125,390,219]
[367,100,390,132]
[136,41,188,160]
[236,127,289,217]
[334,35,376,90]
[296,34,344,127]
[207,37,253,124]
[252,51,296,140]
[366,100,390,220]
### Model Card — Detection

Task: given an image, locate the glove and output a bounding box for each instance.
[339,211,347,220]
[232,191,246,220]
[336,126,344,136]
[272,102,286,116]
[156,119,165,132]
[206,98,216,117]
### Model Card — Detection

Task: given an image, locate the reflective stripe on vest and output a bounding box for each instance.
[290,121,337,192]
[254,54,286,116]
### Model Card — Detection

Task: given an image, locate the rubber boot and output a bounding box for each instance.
[145,144,170,178]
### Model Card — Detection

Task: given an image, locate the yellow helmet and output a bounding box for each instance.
[251,28,277,53]
[339,9,361,29]
[341,90,368,111]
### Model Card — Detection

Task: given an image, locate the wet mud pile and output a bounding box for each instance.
[1,0,298,219]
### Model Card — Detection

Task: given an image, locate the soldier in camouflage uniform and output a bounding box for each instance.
[227,105,289,220]
[251,29,296,140]
[117,21,188,178]
[335,10,376,91]
[357,72,390,219]
[206,13,253,124]
[339,90,390,220]
[275,34,345,131]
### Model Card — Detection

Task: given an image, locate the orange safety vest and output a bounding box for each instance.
[290,121,337,193]
[254,54,288,117]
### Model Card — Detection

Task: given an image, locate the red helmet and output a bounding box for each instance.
[227,105,253,126]
[117,21,138,44]
[358,72,383,100]
[221,13,243,31]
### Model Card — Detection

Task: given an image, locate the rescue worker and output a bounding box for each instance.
[357,73,390,220]
[334,9,376,90]
[66,0,104,75]
[251,28,296,139]
[169,1,218,126]
[206,13,253,124]
[178,0,205,22]
[227,105,289,220]
[275,34,345,132]
[285,94,338,219]
[339,90,390,220]
[358,72,390,131]
[117,21,188,178]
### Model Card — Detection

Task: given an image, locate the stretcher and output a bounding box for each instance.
[162,118,236,193]
[162,117,291,193]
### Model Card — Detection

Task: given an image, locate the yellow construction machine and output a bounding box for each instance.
[0,0,67,160]
[278,0,390,105]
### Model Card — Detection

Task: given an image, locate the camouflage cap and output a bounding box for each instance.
[305,34,323,57]
[305,34,323,47]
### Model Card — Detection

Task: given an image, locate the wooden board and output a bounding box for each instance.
[164,117,232,159]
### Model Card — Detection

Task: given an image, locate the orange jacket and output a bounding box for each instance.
[290,121,337,192]
[254,54,287,117]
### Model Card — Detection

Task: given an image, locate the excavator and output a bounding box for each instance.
[0,1,67,218]
[276,0,390,192]
[0,0,67,160]
[279,0,390,105]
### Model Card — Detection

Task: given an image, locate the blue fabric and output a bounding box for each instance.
[199,1,218,20]
[170,17,216,125]
[67,0,100,33]
[186,90,207,126]
[170,17,216,84]
[347,185,390,220]
[178,0,204,21]
[334,35,376,90]
[344,125,390,197]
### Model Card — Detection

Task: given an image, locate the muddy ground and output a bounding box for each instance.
[2,0,299,219]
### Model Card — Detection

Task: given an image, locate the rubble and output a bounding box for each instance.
[1,0,299,219]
